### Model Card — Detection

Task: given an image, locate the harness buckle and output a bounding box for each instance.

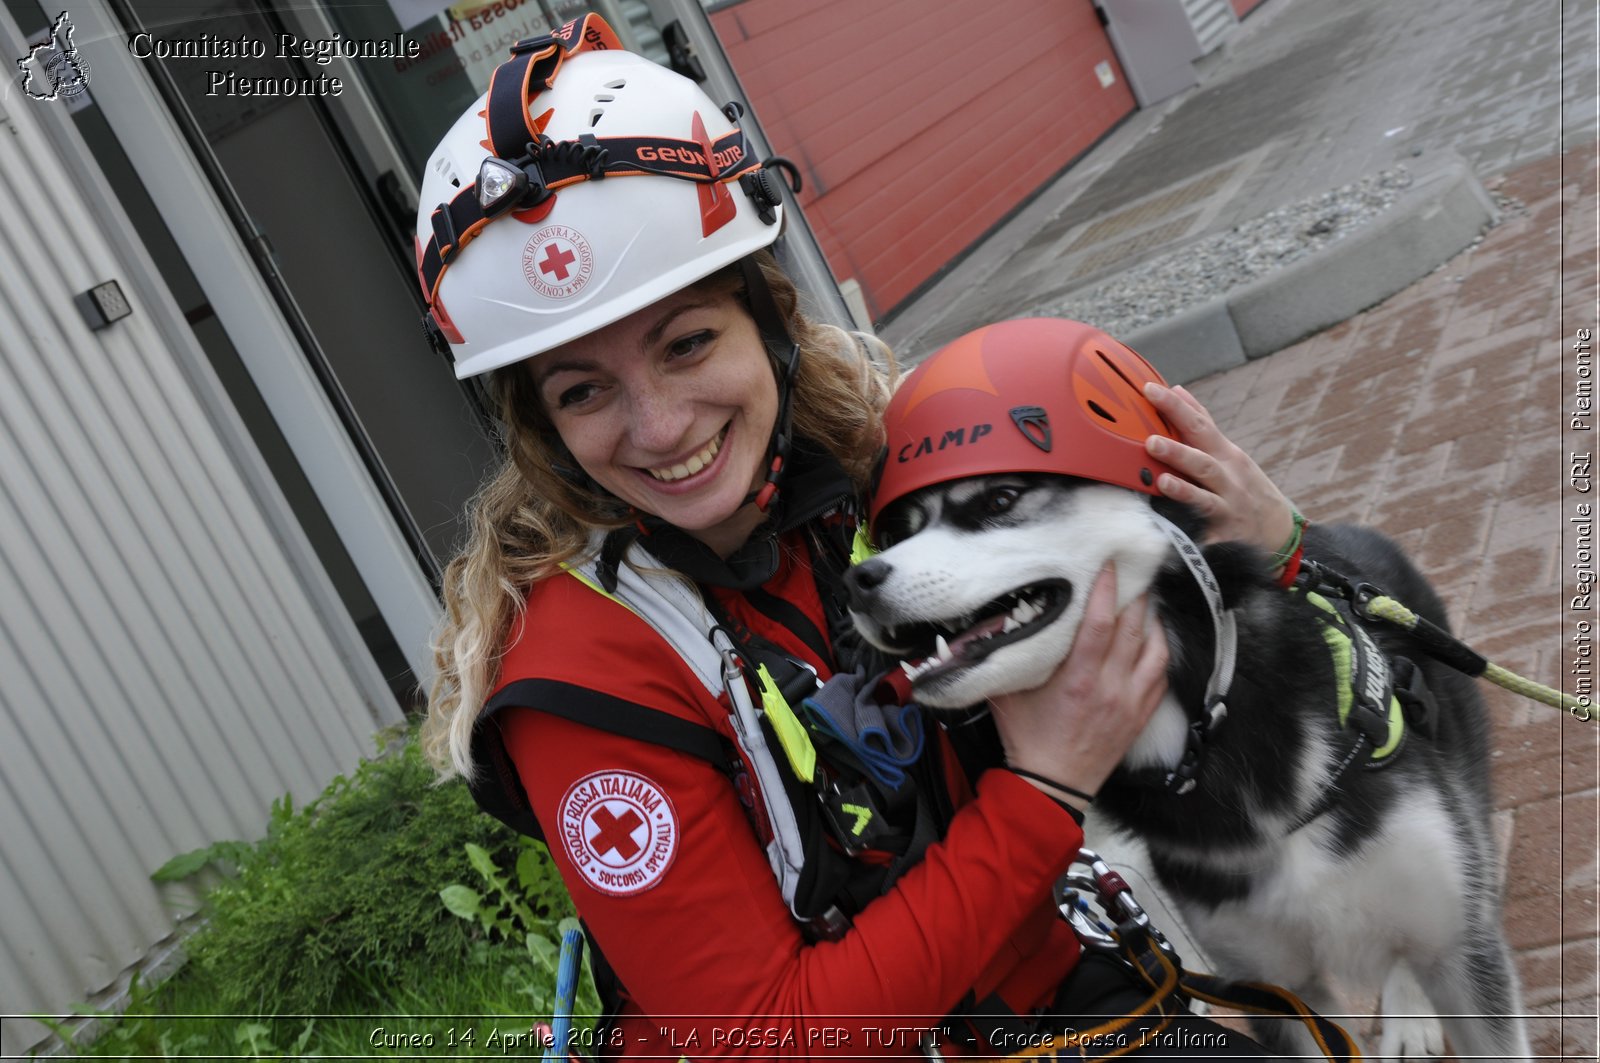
[805,904,851,942]
[1350,582,1386,622]
[816,774,870,856]
[1163,719,1209,794]
[1391,656,1438,737]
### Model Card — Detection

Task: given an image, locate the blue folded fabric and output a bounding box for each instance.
[799,667,924,789]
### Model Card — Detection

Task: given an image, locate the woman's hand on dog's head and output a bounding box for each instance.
[989,564,1168,809]
[1143,383,1296,553]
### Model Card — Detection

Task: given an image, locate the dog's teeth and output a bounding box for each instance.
[1012,600,1038,623]
[1002,616,1020,633]
[901,660,918,679]
[934,634,951,660]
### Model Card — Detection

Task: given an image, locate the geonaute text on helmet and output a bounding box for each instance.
[127,31,419,65]
[637,143,746,170]
[896,424,993,463]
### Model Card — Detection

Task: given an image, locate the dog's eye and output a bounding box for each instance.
[872,512,911,549]
[981,486,1022,516]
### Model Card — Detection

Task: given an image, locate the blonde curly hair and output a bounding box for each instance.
[423,253,895,778]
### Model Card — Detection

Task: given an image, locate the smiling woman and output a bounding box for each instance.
[418,15,1296,1061]
[531,284,779,558]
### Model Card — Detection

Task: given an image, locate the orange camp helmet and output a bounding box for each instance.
[871,318,1182,529]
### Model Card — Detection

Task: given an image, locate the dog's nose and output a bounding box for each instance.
[845,557,893,610]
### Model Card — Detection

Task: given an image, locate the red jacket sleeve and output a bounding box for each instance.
[501,702,1085,1059]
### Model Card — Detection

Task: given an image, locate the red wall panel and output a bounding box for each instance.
[712,0,1135,320]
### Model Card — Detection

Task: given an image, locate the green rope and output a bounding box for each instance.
[1365,595,1592,720]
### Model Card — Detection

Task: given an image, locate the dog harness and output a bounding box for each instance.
[1283,584,1438,830]
[1121,514,1440,833]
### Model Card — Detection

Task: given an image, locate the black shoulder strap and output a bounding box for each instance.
[467,678,735,843]
[485,678,732,766]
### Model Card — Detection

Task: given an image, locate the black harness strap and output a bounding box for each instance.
[743,584,832,666]
[485,678,733,767]
[417,12,764,314]
[485,15,621,160]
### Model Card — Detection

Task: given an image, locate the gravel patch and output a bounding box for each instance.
[1042,166,1422,335]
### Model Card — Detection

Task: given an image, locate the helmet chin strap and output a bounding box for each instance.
[1147,513,1238,794]
[737,256,801,514]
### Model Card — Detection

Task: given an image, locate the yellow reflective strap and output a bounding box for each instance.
[849,524,876,565]
[561,562,639,615]
[1305,592,1354,724]
[756,663,817,783]
[1370,696,1405,758]
[1302,591,1404,760]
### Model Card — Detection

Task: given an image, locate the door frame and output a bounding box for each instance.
[62,0,444,683]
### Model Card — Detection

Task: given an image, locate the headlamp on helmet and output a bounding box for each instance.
[414,15,785,380]
[476,156,537,218]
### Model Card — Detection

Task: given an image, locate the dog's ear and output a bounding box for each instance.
[1201,540,1277,609]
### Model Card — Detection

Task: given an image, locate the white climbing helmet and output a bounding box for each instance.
[415,21,783,379]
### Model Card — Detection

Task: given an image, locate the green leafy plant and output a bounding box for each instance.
[441,840,552,939]
[152,732,576,1016]
[57,728,594,1057]
[441,839,603,1015]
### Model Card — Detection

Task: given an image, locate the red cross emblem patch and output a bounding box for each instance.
[557,770,678,896]
[521,224,594,301]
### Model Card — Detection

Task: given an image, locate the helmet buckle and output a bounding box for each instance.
[739,170,782,225]
[420,312,453,363]
[509,32,558,57]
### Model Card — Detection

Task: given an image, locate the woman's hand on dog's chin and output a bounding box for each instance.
[989,565,1169,808]
[1142,382,1296,552]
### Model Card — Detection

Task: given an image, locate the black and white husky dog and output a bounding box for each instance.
[846,475,1530,1060]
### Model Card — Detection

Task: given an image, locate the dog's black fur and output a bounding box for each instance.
[850,479,1528,1059]
[1109,502,1495,877]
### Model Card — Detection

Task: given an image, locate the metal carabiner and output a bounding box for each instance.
[1054,848,1180,963]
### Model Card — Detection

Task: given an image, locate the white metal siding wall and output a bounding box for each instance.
[0,87,403,1058]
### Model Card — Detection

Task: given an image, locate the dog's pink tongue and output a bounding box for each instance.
[949,613,1008,658]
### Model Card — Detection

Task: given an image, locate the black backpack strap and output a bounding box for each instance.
[466,678,734,842]
[485,678,733,766]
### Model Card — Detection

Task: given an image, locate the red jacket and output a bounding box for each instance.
[486,533,1085,1058]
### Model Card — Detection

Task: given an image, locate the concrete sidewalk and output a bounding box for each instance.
[879,0,1598,1056]
[883,0,1595,362]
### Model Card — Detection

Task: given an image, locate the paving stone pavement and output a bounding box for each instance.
[1181,142,1598,1060]
[867,0,1597,1052]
